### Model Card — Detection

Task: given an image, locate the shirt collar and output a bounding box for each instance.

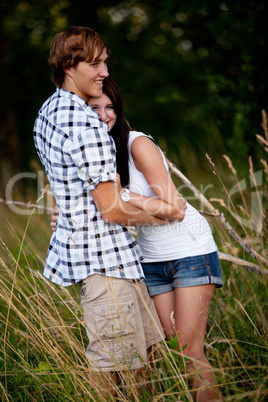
[56,87,102,127]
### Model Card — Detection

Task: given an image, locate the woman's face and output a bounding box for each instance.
[88,93,117,130]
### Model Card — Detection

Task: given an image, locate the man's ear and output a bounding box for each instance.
[63,67,73,78]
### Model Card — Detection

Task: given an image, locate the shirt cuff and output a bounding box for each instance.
[80,169,117,192]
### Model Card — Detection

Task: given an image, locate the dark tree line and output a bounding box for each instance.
[1,0,267,179]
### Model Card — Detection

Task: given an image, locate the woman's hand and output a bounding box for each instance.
[50,205,59,231]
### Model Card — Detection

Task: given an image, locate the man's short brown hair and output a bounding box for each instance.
[49,26,109,87]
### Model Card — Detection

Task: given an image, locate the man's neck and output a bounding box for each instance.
[62,77,89,103]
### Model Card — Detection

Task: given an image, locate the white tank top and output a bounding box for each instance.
[128,131,217,262]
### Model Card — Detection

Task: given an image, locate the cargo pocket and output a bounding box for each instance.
[97,337,140,368]
[93,297,139,368]
[92,296,136,338]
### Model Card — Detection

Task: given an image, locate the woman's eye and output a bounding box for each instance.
[106,105,114,110]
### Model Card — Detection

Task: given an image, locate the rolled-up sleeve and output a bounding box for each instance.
[65,126,117,191]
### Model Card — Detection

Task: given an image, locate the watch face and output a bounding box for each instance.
[121,190,131,202]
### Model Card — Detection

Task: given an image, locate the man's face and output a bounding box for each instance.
[64,48,109,102]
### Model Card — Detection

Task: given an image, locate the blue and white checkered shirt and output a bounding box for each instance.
[34,87,144,286]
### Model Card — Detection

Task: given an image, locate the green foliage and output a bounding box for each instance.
[166,334,188,364]
[0,0,267,176]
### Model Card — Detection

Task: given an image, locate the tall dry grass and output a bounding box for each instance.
[0,112,267,400]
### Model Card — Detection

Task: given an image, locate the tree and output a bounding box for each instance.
[1,0,267,177]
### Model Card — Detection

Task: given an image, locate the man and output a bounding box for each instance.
[33,26,167,397]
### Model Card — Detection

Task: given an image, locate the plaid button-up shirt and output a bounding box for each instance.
[34,88,144,286]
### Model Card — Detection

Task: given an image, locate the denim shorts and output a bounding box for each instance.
[142,251,223,297]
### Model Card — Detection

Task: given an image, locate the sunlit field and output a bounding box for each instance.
[0,113,267,401]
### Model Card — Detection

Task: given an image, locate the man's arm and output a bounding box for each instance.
[91,180,167,226]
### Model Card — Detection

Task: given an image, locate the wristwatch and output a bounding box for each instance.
[120,188,131,203]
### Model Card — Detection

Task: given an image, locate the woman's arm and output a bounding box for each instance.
[128,136,187,221]
[125,190,185,221]
[90,179,167,226]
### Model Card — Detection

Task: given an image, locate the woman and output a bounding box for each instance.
[52,76,223,401]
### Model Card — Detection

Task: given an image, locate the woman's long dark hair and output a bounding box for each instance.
[102,76,130,187]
